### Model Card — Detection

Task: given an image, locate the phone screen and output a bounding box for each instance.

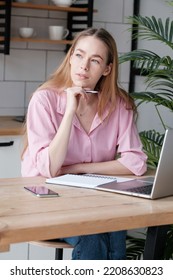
[24,186,59,197]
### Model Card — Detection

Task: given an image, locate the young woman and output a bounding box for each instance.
[21,28,147,260]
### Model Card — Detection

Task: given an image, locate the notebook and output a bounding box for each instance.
[96,129,173,199]
[46,173,132,189]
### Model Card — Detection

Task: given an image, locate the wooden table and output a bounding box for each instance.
[0,116,23,136]
[0,176,172,259]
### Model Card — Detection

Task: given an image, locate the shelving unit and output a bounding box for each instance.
[0,0,94,54]
[0,0,11,54]
[129,0,141,93]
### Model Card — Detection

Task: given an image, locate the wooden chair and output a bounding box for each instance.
[30,240,73,260]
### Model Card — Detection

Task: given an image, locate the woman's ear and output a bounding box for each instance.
[102,63,112,76]
[69,50,74,65]
[69,54,72,65]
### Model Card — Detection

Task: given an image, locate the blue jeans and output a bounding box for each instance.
[60,230,126,260]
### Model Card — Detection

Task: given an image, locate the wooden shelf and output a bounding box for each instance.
[10,37,73,44]
[11,2,89,13]
[0,36,73,44]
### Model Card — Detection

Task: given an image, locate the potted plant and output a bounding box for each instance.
[119,1,173,259]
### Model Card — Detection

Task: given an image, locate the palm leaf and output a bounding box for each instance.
[131,92,173,111]
[128,15,173,49]
[119,51,173,75]
[139,130,164,168]
[164,225,173,259]
[147,81,173,93]
[121,5,173,259]
[126,234,146,260]
[126,225,173,260]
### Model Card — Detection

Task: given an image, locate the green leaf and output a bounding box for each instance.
[131,92,173,111]
[127,15,173,49]
[126,234,146,260]
[139,130,164,168]
[121,7,173,259]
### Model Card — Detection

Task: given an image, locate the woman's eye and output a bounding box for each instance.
[76,53,82,58]
[92,59,99,64]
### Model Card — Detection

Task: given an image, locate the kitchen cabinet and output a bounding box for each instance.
[0,242,72,260]
[28,243,72,260]
[0,0,95,54]
[0,0,11,54]
[0,134,28,260]
[0,243,29,260]
[0,135,21,178]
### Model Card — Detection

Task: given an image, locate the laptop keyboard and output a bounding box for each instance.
[127,184,153,195]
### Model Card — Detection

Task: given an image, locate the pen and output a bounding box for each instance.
[84,90,98,93]
[64,89,98,94]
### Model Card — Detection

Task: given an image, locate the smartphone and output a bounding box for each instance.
[24,186,59,197]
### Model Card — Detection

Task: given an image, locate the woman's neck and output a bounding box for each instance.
[77,93,98,118]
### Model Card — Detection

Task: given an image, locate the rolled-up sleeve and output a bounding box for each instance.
[23,90,58,177]
[116,102,147,176]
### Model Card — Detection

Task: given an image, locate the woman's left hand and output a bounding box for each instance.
[57,163,82,176]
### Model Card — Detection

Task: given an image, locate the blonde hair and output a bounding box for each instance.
[21,28,135,156]
[39,27,135,115]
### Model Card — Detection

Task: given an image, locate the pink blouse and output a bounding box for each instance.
[21,89,147,177]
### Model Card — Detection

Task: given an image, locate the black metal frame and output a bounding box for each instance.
[128,0,142,93]
[129,0,151,93]
[0,0,12,54]
[129,0,140,93]
[144,225,170,260]
[129,0,171,260]
[66,0,94,51]
[55,248,64,260]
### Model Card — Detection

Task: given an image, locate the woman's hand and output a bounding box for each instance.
[65,87,87,114]
[57,164,79,176]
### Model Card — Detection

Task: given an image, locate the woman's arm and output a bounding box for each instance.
[49,87,86,177]
[26,88,86,177]
[59,160,134,176]
[48,109,74,177]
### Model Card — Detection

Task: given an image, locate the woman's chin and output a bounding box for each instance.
[73,82,86,88]
[72,79,90,88]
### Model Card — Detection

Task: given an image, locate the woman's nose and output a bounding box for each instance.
[81,60,89,71]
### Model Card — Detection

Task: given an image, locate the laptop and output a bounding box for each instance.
[96,129,173,199]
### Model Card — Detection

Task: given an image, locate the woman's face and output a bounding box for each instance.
[70,36,112,89]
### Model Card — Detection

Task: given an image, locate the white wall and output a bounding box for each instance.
[0,0,171,133]
[0,0,134,116]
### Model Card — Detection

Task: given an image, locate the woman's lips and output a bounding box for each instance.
[76,73,89,79]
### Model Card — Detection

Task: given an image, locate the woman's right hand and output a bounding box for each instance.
[65,87,86,114]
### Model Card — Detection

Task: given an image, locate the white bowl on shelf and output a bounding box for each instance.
[51,0,77,7]
[19,27,35,38]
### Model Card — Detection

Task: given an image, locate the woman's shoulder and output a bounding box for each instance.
[108,96,134,121]
[31,87,65,105]
[33,87,60,98]
[111,96,127,111]
[28,87,67,115]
